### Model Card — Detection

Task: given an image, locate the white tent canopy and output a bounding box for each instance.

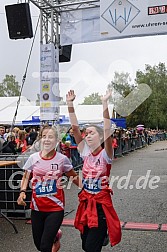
[0,96,32,110]
[60,104,114,123]
[1,106,40,125]
[0,97,114,125]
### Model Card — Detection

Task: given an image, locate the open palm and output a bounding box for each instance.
[66,90,76,102]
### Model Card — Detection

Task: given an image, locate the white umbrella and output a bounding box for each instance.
[136,124,144,128]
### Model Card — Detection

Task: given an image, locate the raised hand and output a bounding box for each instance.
[66,90,76,103]
[101,89,112,103]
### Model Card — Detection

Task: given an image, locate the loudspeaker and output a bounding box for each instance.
[59,45,72,62]
[5,3,33,39]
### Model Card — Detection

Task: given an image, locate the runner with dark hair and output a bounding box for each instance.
[66,90,121,252]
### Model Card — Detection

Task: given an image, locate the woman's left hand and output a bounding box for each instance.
[101,89,112,103]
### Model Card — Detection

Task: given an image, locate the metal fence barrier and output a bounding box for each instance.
[114,133,166,158]
[0,154,31,219]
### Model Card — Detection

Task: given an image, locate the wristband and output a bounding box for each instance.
[20,190,26,194]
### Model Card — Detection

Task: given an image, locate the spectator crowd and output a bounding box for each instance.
[0,124,166,169]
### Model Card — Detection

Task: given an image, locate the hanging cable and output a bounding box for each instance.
[10,14,40,132]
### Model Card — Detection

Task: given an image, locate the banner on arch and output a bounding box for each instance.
[60,0,167,45]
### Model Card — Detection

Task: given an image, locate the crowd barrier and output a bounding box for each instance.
[0,154,31,219]
[115,133,166,157]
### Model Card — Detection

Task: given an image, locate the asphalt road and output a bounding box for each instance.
[0,140,167,252]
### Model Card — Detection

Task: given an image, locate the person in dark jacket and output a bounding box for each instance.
[2,133,17,154]
[25,127,38,146]
[66,128,82,168]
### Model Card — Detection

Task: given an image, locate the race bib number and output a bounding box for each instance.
[35,179,57,197]
[83,178,101,193]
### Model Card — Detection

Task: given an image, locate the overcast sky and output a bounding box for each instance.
[1,0,167,104]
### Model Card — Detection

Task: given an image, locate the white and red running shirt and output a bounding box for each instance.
[80,144,112,193]
[23,151,73,212]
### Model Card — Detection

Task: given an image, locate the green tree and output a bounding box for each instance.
[108,71,133,97]
[107,72,134,118]
[81,92,102,105]
[127,63,167,129]
[0,75,20,96]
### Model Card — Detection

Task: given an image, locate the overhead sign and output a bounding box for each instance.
[100,0,167,39]
[60,0,167,45]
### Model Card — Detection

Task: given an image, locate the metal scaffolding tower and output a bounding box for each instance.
[17,0,100,123]
[28,0,100,46]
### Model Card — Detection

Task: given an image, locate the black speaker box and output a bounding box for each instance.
[5,3,33,39]
[59,45,72,62]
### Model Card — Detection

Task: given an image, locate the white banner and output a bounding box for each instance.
[100,0,167,40]
[60,0,167,45]
[60,8,101,45]
[40,44,60,121]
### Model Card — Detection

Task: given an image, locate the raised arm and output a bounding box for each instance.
[101,90,113,159]
[66,90,83,146]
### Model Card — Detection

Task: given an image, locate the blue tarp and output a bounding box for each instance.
[21,115,69,126]
[111,118,126,129]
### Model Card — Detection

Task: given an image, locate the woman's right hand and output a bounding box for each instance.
[17,192,27,206]
[66,90,76,103]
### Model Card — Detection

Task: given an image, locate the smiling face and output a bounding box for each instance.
[41,128,57,152]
